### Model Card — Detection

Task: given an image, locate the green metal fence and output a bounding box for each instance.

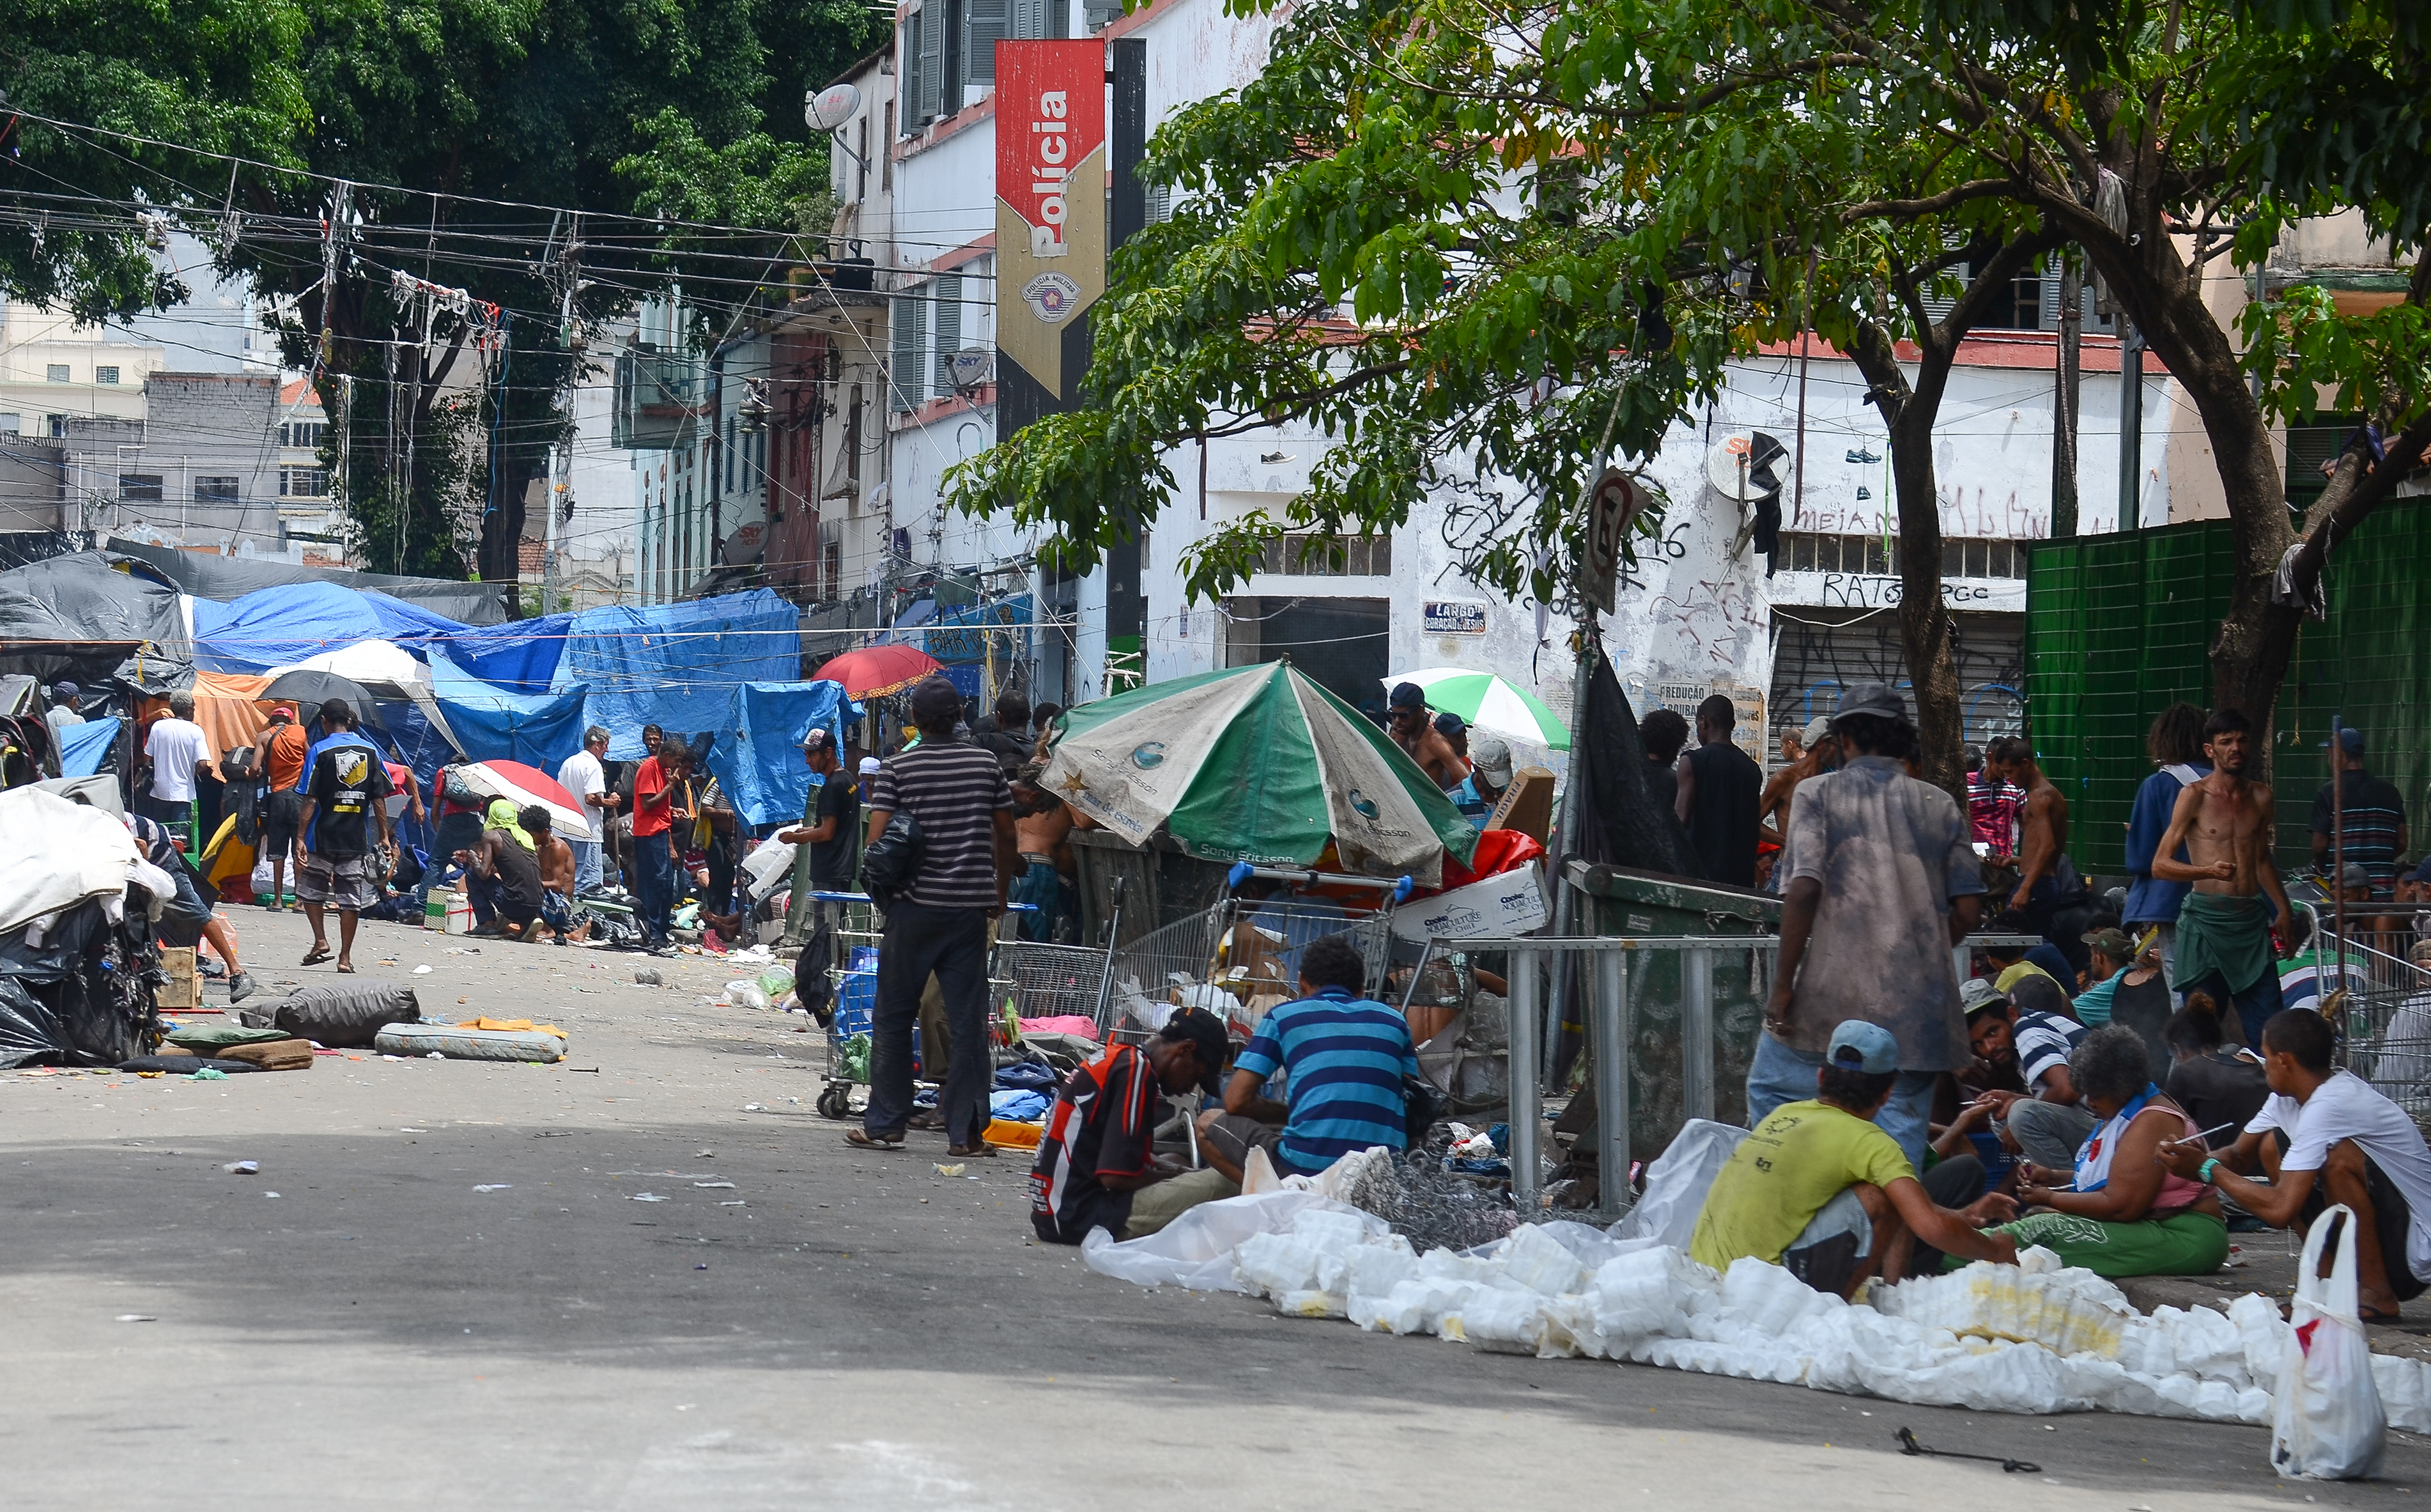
[2024,499,2431,877]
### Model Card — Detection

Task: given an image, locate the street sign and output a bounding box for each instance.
[1580,467,1644,612]
[1422,601,1488,635]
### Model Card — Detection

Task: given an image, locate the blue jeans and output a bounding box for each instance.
[569,839,602,894]
[1746,1031,1938,1175]
[2184,968,2283,1051]
[633,830,675,943]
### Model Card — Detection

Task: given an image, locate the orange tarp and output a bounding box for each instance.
[189,672,280,766]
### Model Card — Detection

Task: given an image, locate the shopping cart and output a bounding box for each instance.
[810,894,1042,1120]
[1097,861,1414,1044]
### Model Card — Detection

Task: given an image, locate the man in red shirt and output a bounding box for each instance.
[243,704,311,910]
[630,740,688,950]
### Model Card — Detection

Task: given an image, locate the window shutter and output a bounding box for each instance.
[964,0,1008,86]
[931,275,963,398]
[918,3,946,125]
[900,11,924,130]
[1011,0,1049,40]
[891,287,925,412]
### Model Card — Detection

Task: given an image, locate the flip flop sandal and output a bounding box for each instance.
[301,946,333,967]
[336,964,357,975]
[946,1142,1000,1159]
[844,1129,904,1150]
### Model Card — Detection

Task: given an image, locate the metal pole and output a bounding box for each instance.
[2053,250,2081,538]
[2332,713,2347,1005]
[1682,945,1715,1124]
[2118,315,2145,530]
[1593,949,1630,1219]
[1507,946,1543,1215]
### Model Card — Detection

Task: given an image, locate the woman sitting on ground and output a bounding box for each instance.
[1947,1024,2229,1278]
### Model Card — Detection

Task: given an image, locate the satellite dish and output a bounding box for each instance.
[805,82,861,134]
[945,347,994,390]
[1705,429,1789,502]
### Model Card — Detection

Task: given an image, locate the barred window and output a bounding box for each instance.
[1259,532,1393,576]
[1779,533,2026,580]
[280,467,330,499]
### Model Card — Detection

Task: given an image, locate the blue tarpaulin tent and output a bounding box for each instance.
[56,716,120,777]
[428,651,589,769]
[443,609,577,693]
[190,582,467,673]
[555,591,801,759]
[698,681,861,829]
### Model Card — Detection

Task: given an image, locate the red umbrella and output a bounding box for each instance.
[456,759,589,836]
[814,644,943,699]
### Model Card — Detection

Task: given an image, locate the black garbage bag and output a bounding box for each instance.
[1566,655,1706,880]
[0,891,166,1068]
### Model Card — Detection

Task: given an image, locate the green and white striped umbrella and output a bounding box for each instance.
[1382,667,1571,751]
[1042,662,1476,886]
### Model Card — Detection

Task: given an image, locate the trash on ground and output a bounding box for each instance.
[224,1161,259,1175]
[474,1184,513,1192]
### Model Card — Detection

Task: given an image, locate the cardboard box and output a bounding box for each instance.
[157,947,198,1010]
[1486,767,1556,842]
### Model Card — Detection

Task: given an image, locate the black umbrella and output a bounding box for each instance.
[254,670,388,732]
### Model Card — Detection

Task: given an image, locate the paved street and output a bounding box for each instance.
[5,908,2428,1509]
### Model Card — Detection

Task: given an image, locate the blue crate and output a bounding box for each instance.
[833,969,877,1040]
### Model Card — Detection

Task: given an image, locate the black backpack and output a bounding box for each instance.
[860,810,924,909]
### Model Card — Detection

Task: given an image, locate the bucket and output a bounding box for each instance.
[440,889,475,935]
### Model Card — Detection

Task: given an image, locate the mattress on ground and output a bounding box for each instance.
[373,1023,566,1062]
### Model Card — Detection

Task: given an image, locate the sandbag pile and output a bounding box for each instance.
[1083,1195,2431,1435]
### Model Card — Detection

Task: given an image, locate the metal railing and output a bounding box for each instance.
[1466,930,2046,1222]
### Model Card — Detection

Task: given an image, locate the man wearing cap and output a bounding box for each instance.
[1961,976,2095,1170]
[1453,734,1515,829]
[1757,715,1838,889]
[2312,726,2407,902]
[1029,1005,1233,1243]
[43,681,83,748]
[1385,682,1470,789]
[1692,1019,2018,1297]
[1758,681,1986,1174]
[776,728,856,1019]
[244,703,312,910]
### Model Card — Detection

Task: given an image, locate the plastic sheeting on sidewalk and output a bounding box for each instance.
[102,537,511,626]
[0,786,141,936]
[0,552,192,687]
[55,717,120,777]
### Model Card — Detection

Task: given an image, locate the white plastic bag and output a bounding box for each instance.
[1607,1120,1748,1251]
[2271,1204,2388,1481]
[1080,1191,1383,1292]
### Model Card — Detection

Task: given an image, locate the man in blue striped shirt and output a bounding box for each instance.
[1223,933,1417,1176]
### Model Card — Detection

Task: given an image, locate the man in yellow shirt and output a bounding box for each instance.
[1692,1020,2021,1297]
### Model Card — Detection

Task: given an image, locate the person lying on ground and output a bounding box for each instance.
[1221,933,1419,1177]
[1970,1025,2229,1279]
[1962,977,2095,1171]
[1028,1007,1234,1244]
[522,805,583,945]
[1690,1019,2018,1299]
[2158,1007,2431,1320]
[2161,992,2271,1146]
[457,798,544,941]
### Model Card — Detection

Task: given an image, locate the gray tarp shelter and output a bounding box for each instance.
[104,537,512,626]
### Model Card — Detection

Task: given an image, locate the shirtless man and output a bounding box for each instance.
[1010,766,1077,942]
[2152,709,2298,1049]
[1385,681,1470,789]
[523,806,582,945]
[1759,717,1837,854]
[1987,735,2091,975]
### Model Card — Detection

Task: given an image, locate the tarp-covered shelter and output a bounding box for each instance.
[189,670,274,765]
[190,582,467,674]
[0,552,192,688]
[697,680,861,829]
[427,651,588,768]
[444,609,576,693]
[105,537,511,626]
[267,639,463,757]
[555,591,801,759]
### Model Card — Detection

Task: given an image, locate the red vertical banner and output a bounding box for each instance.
[994,40,1107,403]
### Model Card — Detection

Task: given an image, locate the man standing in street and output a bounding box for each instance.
[244,704,311,911]
[1385,682,1470,789]
[44,681,82,748]
[850,675,1016,1157]
[1966,743,2023,862]
[295,700,391,973]
[1673,693,1762,888]
[558,725,614,895]
[778,728,857,1021]
[629,736,684,950]
[2124,703,2211,992]
[1641,707,1688,811]
[141,690,212,829]
[1987,734,2093,975]
[2153,709,2299,1049]
[2311,727,2407,899]
[1758,681,1986,1173]
[1758,716,1835,878]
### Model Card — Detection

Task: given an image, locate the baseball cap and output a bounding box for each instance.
[51,680,79,701]
[1433,710,1466,739]
[858,756,883,775]
[1958,977,2009,1019]
[2341,861,2373,890]
[1832,680,1905,725]
[2338,727,2366,754]
[266,702,295,722]
[1827,1019,1899,1075]
[1388,681,1426,711]
[801,726,835,752]
[1469,734,1513,780]
[1159,1005,1233,1095]
[2082,926,2133,959]
[1800,715,1830,748]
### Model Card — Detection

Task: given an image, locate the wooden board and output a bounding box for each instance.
[157,947,199,1010]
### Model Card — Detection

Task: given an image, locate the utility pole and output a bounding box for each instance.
[544,213,582,615]
[2051,251,2081,538]
[2118,314,2146,531]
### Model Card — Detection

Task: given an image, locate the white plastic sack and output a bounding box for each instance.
[0,787,141,935]
[1079,1191,1382,1292]
[1607,1120,1748,1252]
[2271,1205,2388,1481]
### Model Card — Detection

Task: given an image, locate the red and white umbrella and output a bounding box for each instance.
[455,759,589,836]
[812,644,942,699]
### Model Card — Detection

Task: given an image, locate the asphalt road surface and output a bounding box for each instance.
[6,910,2428,1509]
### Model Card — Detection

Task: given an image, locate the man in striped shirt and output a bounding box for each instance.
[851,675,1017,1155]
[2311,727,2409,899]
[1223,933,1417,1175]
